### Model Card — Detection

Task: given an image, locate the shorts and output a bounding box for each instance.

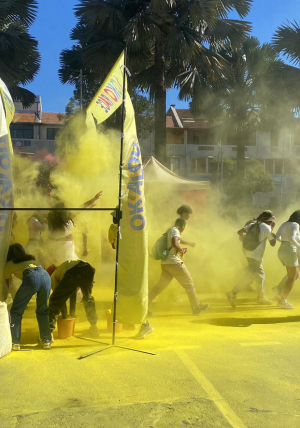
[278,242,299,267]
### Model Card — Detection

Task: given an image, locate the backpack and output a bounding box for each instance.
[242,222,261,251]
[152,229,172,260]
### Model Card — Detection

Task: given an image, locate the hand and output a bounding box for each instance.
[190,242,196,248]
[82,250,89,257]
[180,248,187,256]
[93,191,103,201]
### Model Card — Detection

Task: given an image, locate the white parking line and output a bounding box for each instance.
[239,341,281,347]
[176,350,247,428]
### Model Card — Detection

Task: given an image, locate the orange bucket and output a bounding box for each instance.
[57,317,76,339]
[106,310,123,333]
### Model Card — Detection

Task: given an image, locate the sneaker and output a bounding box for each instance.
[272,286,282,300]
[133,323,154,340]
[257,297,273,305]
[88,324,100,338]
[278,299,294,309]
[192,304,209,315]
[12,343,20,351]
[226,292,236,309]
[39,336,52,349]
[43,341,51,350]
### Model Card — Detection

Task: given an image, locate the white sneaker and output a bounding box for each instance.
[257,297,273,305]
[278,299,294,309]
[133,323,154,340]
[12,343,20,351]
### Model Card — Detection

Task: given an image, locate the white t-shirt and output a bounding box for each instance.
[28,216,45,240]
[276,221,300,248]
[161,227,182,265]
[243,222,274,262]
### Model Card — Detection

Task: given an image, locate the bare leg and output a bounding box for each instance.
[281,266,299,300]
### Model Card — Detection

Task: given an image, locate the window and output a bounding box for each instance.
[275,159,283,175]
[198,146,214,151]
[24,140,31,146]
[192,129,215,145]
[265,159,273,174]
[270,130,279,146]
[10,124,34,139]
[190,158,206,174]
[284,159,291,174]
[47,128,59,140]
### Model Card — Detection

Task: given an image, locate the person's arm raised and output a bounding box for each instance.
[82,191,103,208]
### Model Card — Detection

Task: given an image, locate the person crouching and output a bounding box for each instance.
[47,260,99,338]
[5,244,52,350]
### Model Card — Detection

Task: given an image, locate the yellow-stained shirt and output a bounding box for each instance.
[51,259,82,290]
[108,224,117,246]
[4,260,37,280]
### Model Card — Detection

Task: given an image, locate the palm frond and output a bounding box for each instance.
[205,19,252,50]
[9,86,36,107]
[272,21,300,65]
[0,0,38,27]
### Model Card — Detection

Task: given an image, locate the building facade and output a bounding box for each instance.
[11,96,65,157]
[139,106,300,207]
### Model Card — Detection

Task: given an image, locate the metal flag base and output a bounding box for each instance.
[78,343,156,360]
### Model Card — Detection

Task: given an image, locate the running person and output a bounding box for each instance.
[149,218,208,315]
[226,211,276,309]
[272,210,300,309]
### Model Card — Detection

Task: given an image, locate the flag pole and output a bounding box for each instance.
[77,49,156,359]
[112,47,127,346]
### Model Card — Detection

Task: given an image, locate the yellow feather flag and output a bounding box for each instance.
[86,51,124,129]
[85,52,148,324]
[116,93,148,324]
[0,79,14,300]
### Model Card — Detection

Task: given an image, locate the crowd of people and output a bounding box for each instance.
[5,191,102,351]
[5,195,300,351]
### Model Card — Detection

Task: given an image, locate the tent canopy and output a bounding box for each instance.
[143,156,211,191]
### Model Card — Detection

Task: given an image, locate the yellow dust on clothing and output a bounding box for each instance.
[4,261,37,280]
[51,260,83,290]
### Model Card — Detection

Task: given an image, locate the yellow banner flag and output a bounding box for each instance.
[85,53,148,324]
[86,52,124,129]
[116,93,148,324]
[0,79,14,301]
[0,80,15,128]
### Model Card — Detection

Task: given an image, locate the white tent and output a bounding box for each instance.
[143,156,211,190]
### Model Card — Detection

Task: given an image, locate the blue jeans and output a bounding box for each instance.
[10,266,51,344]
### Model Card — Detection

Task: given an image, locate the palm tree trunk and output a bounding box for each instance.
[154,37,167,165]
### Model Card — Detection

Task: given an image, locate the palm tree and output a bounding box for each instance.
[272,21,300,104]
[59,0,252,165]
[185,37,282,182]
[0,0,40,107]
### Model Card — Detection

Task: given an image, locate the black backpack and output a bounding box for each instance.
[242,222,261,251]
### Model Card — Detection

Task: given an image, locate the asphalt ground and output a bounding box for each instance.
[1,291,300,428]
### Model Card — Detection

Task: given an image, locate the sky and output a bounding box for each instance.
[23,0,300,113]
